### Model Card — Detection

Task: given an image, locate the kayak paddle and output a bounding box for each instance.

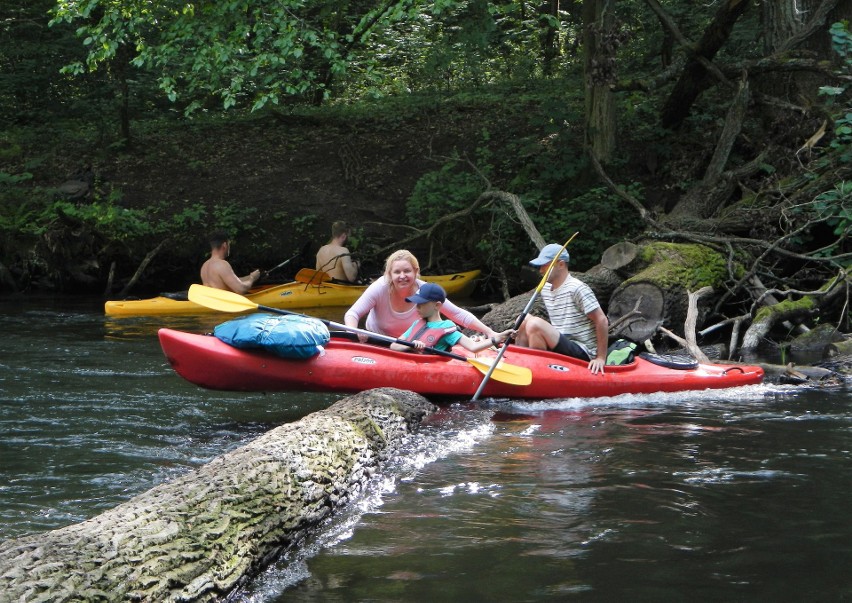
[188,284,532,386]
[262,250,303,278]
[471,232,578,401]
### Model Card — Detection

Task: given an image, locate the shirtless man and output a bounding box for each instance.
[315,221,359,283]
[200,231,260,293]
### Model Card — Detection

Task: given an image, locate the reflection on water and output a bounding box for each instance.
[0,298,344,538]
[236,384,852,602]
[1,298,851,601]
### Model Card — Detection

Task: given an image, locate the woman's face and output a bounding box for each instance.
[389,260,417,291]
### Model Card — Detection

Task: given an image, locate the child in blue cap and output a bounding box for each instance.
[390,282,513,353]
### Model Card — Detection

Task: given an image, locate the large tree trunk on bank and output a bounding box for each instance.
[658,0,752,129]
[0,388,435,602]
[606,242,732,342]
[761,0,843,103]
[583,0,617,163]
[664,75,752,225]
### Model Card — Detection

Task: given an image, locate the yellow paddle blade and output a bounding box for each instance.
[188,284,260,313]
[295,268,332,284]
[466,357,532,386]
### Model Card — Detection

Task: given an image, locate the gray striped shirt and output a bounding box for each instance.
[541,275,601,356]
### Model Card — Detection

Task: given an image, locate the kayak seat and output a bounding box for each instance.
[161,291,189,301]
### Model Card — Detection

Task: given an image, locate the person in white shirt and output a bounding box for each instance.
[514,243,609,374]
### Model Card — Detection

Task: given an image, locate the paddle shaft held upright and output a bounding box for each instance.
[471,232,579,401]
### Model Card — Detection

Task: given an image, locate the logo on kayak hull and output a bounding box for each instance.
[352,356,376,365]
[548,364,570,372]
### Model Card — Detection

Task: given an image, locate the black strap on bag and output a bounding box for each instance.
[606,339,638,365]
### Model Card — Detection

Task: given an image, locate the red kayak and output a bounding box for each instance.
[158,328,764,399]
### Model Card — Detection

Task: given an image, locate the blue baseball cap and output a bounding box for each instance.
[406,282,446,304]
[529,243,569,266]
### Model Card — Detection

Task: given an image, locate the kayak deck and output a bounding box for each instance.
[158,329,765,400]
[106,270,481,317]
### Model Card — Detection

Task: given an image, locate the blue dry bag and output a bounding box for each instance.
[214,313,330,359]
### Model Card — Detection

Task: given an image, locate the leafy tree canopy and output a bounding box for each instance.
[49,0,528,112]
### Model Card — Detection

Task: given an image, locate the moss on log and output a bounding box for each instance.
[607,242,730,341]
[0,388,435,602]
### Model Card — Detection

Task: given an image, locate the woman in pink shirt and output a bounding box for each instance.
[344,249,499,340]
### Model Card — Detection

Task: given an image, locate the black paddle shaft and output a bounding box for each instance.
[257,304,468,361]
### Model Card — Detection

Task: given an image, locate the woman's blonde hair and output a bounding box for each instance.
[383,249,420,286]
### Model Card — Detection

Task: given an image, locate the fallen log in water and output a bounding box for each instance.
[0,388,435,602]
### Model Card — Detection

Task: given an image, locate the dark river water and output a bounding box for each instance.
[1,297,850,601]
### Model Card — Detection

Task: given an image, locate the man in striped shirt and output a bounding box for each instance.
[515,244,609,374]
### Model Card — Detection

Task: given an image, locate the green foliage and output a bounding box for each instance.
[407,163,483,224]
[0,193,44,235]
[828,21,852,67]
[44,0,598,112]
[0,185,244,290]
[821,22,852,162]
[532,185,645,268]
[210,203,260,240]
[813,182,852,252]
[406,152,644,290]
[262,212,319,260]
[0,171,32,185]
[809,21,852,257]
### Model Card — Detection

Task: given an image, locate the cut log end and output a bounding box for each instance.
[607,282,665,341]
[601,241,639,271]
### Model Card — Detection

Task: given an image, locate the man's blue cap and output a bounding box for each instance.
[529,243,570,266]
[406,282,446,304]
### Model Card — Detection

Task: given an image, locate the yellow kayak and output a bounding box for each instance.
[104,269,481,317]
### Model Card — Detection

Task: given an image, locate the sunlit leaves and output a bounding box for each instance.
[46,0,588,112]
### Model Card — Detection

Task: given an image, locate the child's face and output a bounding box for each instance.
[416,300,441,319]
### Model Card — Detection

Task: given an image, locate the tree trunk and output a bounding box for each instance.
[760,0,842,103]
[117,238,170,298]
[665,76,751,223]
[601,241,641,273]
[0,388,435,602]
[741,268,849,350]
[583,0,617,162]
[659,0,752,129]
[542,0,561,76]
[578,263,623,302]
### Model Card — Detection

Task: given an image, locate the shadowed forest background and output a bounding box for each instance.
[1,0,850,354]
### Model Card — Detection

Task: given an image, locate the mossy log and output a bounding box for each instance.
[827,338,852,357]
[742,269,849,351]
[607,242,731,342]
[578,264,623,303]
[478,290,547,332]
[600,241,645,274]
[0,388,435,603]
